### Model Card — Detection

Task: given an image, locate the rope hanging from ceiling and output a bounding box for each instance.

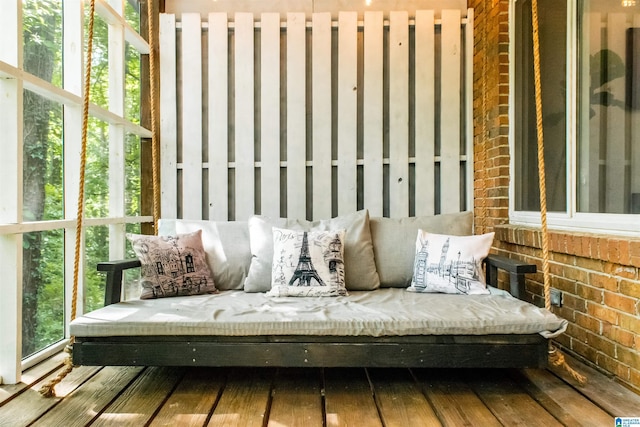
[39,0,97,397]
[39,0,161,397]
[529,0,586,385]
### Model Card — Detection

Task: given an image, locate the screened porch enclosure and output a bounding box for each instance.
[159,9,474,221]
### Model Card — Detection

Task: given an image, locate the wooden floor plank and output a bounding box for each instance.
[207,368,274,427]
[267,368,324,427]
[150,367,226,427]
[513,368,613,427]
[30,366,144,427]
[2,351,637,427]
[0,365,101,427]
[414,369,501,427]
[469,369,562,427]
[324,368,382,427]
[367,368,442,427]
[0,351,67,406]
[548,353,640,417]
[91,367,185,427]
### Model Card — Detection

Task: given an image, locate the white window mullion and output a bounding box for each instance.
[108,0,126,260]
[567,0,578,218]
[64,0,85,326]
[0,0,22,385]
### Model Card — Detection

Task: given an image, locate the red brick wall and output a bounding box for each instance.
[471,0,510,235]
[470,0,640,392]
[493,226,640,391]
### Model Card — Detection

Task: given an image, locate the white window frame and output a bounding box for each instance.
[0,0,152,384]
[508,0,640,237]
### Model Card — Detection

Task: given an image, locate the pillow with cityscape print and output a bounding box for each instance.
[267,228,347,297]
[127,230,217,299]
[407,231,495,295]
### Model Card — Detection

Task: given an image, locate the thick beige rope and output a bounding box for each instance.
[147,0,161,234]
[530,0,586,386]
[39,0,96,398]
[479,0,489,234]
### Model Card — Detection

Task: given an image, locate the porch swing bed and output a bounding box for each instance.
[70,252,566,369]
[68,4,569,372]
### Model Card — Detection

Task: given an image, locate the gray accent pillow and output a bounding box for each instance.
[158,219,251,290]
[370,211,474,288]
[245,210,381,292]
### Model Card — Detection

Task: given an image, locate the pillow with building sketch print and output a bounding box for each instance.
[407,231,495,295]
[267,228,347,297]
[127,230,217,299]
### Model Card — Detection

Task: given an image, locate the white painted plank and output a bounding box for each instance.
[0,235,21,384]
[440,9,461,214]
[464,8,474,213]
[605,13,627,213]
[362,11,384,217]
[234,12,255,220]
[181,13,203,220]
[108,7,125,259]
[286,12,307,219]
[208,13,229,221]
[312,12,333,220]
[159,13,178,219]
[260,13,281,219]
[414,9,435,216]
[388,11,409,218]
[337,11,358,216]
[63,0,84,327]
[0,0,20,384]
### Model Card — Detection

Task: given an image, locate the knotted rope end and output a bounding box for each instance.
[38,345,75,398]
[549,346,587,386]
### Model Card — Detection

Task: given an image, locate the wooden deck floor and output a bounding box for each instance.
[1,352,639,426]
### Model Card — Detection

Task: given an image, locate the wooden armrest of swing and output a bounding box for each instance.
[484,255,537,301]
[98,259,142,305]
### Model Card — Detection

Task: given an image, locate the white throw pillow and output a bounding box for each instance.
[267,228,347,297]
[408,231,495,295]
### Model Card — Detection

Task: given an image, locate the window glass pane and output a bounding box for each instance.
[85,117,109,219]
[23,90,63,221]
[125,0,141,34]
[85,225,108,312]
[124,223,141,300]
[86,12,109,110]
[125,42,141,124]
[577,1,640,213]
[23,0,63,85]
[22,230,64,359]
[514,0,567,212]
[126,133,141,216]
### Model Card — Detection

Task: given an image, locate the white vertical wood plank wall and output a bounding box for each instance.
[160,9,473,221]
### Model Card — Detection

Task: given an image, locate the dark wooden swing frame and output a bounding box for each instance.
[72,254,548,369]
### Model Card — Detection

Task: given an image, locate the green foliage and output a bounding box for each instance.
[22,1,142,356]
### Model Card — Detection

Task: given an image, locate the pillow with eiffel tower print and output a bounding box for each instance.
[267,228,347,297]
[408,231,495,295]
